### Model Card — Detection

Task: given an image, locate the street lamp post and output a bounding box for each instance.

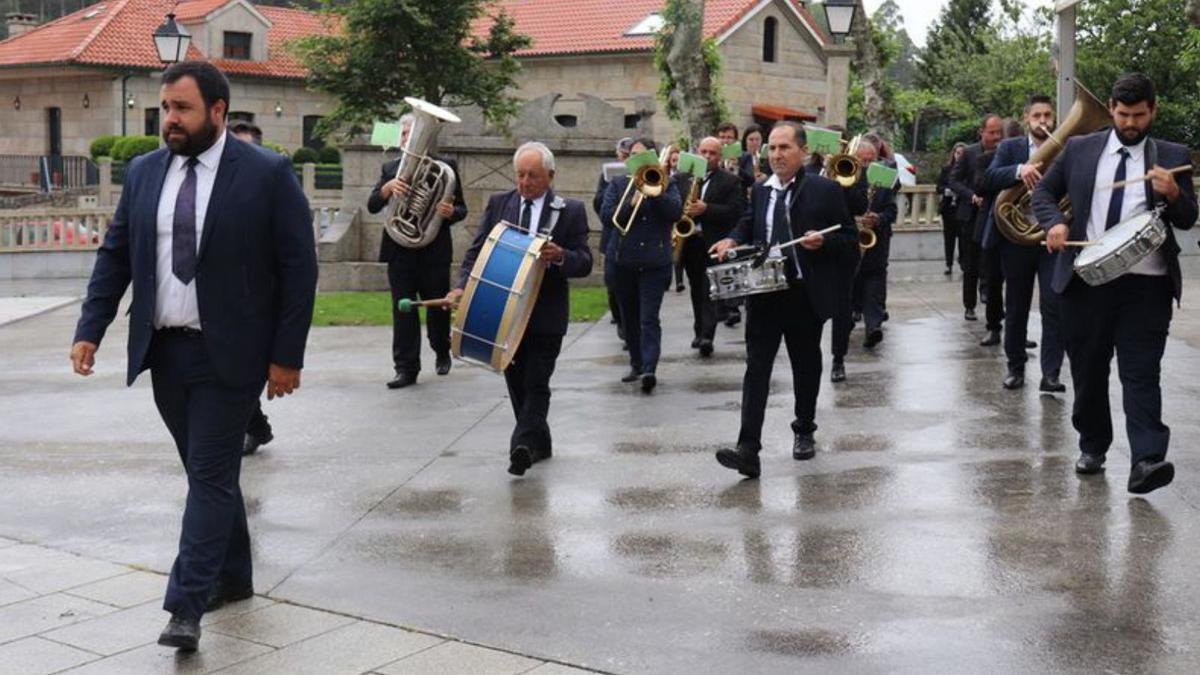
[153,13,192,65]
[822,0,858,44]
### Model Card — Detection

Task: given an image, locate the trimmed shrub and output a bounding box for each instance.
[89,135,119,159]
[316,146,341,164]
[262,141,289,156]
[292,147,319,164]
[111,135,161,162]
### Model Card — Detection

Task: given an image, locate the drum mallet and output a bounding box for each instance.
[397,298,447,313]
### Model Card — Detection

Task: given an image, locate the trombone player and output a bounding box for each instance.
[601,138,683,393]
[367,113,468,389]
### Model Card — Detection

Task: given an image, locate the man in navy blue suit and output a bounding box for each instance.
[444,142,593,476]
[1035,73,1197,494]
[70,62,317,649]
[981,94,1065,392]
[710,122,856,478]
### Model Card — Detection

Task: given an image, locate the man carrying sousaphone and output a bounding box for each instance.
[1035,73,1197,494]
[442,142,592,476]
[710,122,856,477]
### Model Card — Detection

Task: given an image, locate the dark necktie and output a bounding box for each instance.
[771,186,801,280]
[1105,147,1130,230]
[520,199,534,233]
[172,157,199,284]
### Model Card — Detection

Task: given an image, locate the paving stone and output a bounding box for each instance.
[0,545,127,595]
[208,602,355,648]
[0,578,36,608]
[59,632,271,675]
[377,640,543,675]
[216,621,443,675]
[0,537,17,549]
[0,593,116,645]
[523,664,601,675]
[65,571,165,609]
[199,595,277,626]
[43,600,166,656]
[0,636,97,674]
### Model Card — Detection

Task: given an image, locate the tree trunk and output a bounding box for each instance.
[1190,0,1200,26]
[664,0,720,145]
[852,7,892,137]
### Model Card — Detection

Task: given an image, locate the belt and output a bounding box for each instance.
[157,326,203,337]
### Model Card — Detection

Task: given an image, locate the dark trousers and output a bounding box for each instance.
[604,255,623,339]
[682,237,716,341]
[738,284,824,452]
[504,333,563,454]
[941,212,958,268]
[830,250,859,361]
[673,258,685,288]
[1061,275,1172,465]
[246,399,270,438]
[150,332,260,620]
[859,238,890,332]
[961,231,981,310]
[979,244,1004,330]
[614,263,672,374]
[388,256,450,375]
[1001,242,1064,377]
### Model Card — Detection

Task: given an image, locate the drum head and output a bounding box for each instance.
[1076,212,1153,266]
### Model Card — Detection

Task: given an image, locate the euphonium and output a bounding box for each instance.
[613,145,673,236]
[671,173,701,262]
[994,81,1109,245]
[384,97,461,249]
[824,134,862,188]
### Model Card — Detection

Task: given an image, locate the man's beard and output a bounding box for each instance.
[1117,124,1150,146]
[163,117,219,156]
[1030,123,1053,140]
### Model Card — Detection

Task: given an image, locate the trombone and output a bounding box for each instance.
[612,145,673,236]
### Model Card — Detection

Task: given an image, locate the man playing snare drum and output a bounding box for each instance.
[443,142,592,476]
[1036,73,1197,494]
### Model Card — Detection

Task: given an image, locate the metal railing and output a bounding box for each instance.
[0,155,98,190]
[0,208,111,252]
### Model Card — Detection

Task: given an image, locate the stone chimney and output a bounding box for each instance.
[5,13,39,39]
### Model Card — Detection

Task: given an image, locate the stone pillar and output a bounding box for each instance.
[822,44,856,128]
[97,158,112,208]
[302,162,316,198]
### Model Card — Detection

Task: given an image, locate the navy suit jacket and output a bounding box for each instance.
[74,137,318,387]
[729,173,856,321]
[457,189,593,336]
[366,155,467,266]
[979,136,1032,249]
[1032,130,1198,299]
[601,175,683,269]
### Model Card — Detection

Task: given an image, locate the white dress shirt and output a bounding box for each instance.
[1086,130,1163,276]
[521,192,546,235]
[1015,135,1041,179]
[154,130,227,329]
[763,172,801,278]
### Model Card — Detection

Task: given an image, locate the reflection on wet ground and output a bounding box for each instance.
[747,629,865,658]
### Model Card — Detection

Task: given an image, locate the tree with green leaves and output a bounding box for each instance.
[918,0,992,89]
[292,0,530,140]
[655,0,728,147]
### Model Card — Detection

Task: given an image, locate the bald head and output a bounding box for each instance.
[698,136,723,171]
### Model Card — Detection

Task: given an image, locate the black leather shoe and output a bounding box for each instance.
[157,613,201,651]
[698,339,714,357]
[1025,339,1037,349]
[508,446,533,476]
[620,369,641,383]
[1128,460,1174,494]
[436,353,452,376]
[882,311,890,323]
[1039,375,1066,393]
[387,372,417,389]
[964,308,977,321]
[641,373,657,393]
[944,266,952,276]
[863,329,883,349]
[851,311,863,324]
[715,447,760,478]
[675,283,685,293]
[242,429,273,456]
[205,580,254,612]
[724,310,742,327]
[793,433,816,461]
[979,330,1001,346]
[1074,453,1106,475]
[830,361,846,383]
[1002,370,1024,390]
[691,338,701,349]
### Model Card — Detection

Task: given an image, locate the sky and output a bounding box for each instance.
[860,0,1058,47]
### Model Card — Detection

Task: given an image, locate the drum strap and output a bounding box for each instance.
[1145,139,1164,210]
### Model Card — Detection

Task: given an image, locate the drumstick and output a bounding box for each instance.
[1102,164,1193,191]
[708,225,843,261]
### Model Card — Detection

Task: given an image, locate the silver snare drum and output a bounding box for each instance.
[1073,211,1167,287]
[707,258,788,301]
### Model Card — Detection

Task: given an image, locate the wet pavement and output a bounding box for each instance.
[3,261,1200,673]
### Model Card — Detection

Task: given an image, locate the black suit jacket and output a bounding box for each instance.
[949,142,986,228]
[457,189,593,336]
[1032,130,1198,299]
[979,136,1033,249]
[367,155,468,266]
[74,137,318,387]
[729,174,856,321]
[676,169,746,246]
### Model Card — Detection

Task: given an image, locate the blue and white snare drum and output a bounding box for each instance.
[451,221,547,371]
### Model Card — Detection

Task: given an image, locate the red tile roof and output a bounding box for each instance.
[0,0,331,80]
[474,0,828,58]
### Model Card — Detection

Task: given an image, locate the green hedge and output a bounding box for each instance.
[111,136,161,162]
[262,141,289,157]
[316,146,340,164]
[89,135,119,160]
[292,147,319,164]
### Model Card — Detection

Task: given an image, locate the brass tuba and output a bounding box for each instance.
[384,97,461,249]
[613,145,673,236]
[993,81,1109,245]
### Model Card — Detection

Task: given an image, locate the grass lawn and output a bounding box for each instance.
[312,286,611,327]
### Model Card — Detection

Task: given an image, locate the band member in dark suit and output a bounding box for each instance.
[851,134,899,349]
[710,122,855,477]
[950,115,1004,323]
[445,142,593,476]
[937,143,966,275]
[1036,73,1197,494]
[678,137,745,356]
[981,94,1065,392]
[716,122,746,327]
[738,123,771,188]
[367,113,468,389]
[601,138,684,393]
[595,138,634,348]
[70,62,317,650]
